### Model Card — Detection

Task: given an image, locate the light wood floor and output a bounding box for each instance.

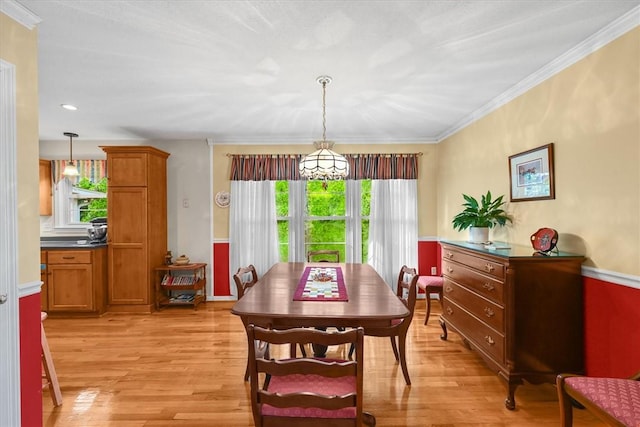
[42,301,605,427]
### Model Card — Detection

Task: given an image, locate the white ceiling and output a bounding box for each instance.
[10,0,640,144]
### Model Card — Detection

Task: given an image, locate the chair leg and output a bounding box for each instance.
[424,292,432,325]
[41,322,62,406]
[390,336,399,362]
[556,375,574,427]
[398,333,411,385]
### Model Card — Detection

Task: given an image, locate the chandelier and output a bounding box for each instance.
[298,76,349,184]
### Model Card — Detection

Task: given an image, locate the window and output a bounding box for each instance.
[276,180,370,263]
[54,177,107,228]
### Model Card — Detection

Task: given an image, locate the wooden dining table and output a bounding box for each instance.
[231,262,410,330]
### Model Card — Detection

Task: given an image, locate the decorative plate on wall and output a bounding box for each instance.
[215,191,230,208]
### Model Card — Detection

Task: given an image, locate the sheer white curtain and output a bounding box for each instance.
[229,180,280,297]
[367,179,418,291]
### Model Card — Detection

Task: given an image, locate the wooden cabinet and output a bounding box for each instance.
[101,146,170,313]
[40,251,48,310]
[155,263,207,310]
[439,240,584,410]
[43,247,107,315]
[39,159,52,215]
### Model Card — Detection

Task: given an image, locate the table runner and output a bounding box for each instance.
[293,266,348,301]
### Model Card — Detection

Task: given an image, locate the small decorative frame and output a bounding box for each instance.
[508,143,555,202]
[215,191,230,208]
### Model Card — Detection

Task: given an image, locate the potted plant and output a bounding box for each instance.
[452,191,511,243]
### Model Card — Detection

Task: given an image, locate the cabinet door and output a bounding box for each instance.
[40,251,48,311]
[108,247,148,304]
[48,264,93,311]
[39,159,52,215]
[108,187,148,244]
[107,153,148,186]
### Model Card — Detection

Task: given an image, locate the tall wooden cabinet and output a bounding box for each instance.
[101,146,170,313]
[438,240,585,410]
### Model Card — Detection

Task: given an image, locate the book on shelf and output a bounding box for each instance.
[169,293,195,303]
[162,274,197,286]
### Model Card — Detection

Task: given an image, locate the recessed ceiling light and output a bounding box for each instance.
[60,104,78,111]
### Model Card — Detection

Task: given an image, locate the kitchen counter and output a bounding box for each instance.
[40,240,107,249]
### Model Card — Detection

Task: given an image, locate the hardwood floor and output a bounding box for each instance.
[42,301,605,426]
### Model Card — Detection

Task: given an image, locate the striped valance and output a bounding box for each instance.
[52,160,107,184]
[229,153,419,181]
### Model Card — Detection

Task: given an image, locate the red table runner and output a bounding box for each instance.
[293,266,348,301]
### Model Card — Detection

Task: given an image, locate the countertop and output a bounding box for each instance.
[40,237,107,249]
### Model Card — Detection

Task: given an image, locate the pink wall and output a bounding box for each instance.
[20,293,43,427]
[213,242,230,296]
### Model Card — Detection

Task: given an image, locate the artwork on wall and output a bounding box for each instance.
[508,143,555,202]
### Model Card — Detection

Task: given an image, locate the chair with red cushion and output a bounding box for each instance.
[556,371,640,427]
[247,325,376,427]
[416,275,443,325]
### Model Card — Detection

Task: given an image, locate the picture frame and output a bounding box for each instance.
[508,143,555,202]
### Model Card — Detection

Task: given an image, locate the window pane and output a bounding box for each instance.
[277,219,289,262]
[306,181,345,216]
[361,179,371,216]
[361,219,369,263]
[275,181,289,216]
[305,219,345,261]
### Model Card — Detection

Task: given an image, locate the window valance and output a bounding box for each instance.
[229,153,419,181]
[52,160,107,184]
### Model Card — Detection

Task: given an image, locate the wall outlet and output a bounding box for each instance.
[430,266,437,275]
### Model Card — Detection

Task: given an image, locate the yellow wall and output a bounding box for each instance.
[213,142,438,239]
[0,13,40,284]
[438,28,640,275]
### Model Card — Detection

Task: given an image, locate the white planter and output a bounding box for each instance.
[469,227,489,244]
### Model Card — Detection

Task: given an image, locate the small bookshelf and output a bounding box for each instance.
[154,263,207,310]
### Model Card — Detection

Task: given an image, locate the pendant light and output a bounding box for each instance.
[62,132,80,177]
[298,76,349,184]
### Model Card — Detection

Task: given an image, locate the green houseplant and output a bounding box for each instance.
[452,191,511,243]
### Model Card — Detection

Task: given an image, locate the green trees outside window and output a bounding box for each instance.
[276,180,370,262]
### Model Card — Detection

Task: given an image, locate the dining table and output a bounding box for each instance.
[231,262,410,356]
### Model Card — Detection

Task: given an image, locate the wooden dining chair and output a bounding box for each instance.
[349,265,419,385]
[307,250,340,263]
[416,275,443,325]
[247,325,376,427]
[556,370,640,426]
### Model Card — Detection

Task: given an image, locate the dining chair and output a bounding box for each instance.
[307,250,340,263]
[556,370,640,427]
[41,312,63,406]
[349,265,419,385]
[416,275,443,325]
[234,265,307,381]
[247,325,376,427]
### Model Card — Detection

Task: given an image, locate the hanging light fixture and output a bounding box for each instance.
[62,132,80,177]
[298,76,349,185]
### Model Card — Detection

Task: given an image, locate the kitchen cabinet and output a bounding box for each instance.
[42,247,107,315]
[439,240,584,410]
[102,146,169,313]
[39,159,52,215]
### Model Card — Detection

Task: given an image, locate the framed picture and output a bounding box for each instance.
[508,143,555,202]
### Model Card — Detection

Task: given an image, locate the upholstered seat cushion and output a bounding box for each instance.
[262,373,357,418]
[566,377,640,426]
[417,275,443,290]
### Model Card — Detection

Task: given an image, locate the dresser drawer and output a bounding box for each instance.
[47,251,91,264]
[444,280,504,333]
[442,259,504,304]
[443,299,505,365]
[442,248,505,280]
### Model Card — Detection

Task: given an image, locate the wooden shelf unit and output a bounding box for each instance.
[155,263,207,310]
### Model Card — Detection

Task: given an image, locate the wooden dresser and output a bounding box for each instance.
[439,240,585,409]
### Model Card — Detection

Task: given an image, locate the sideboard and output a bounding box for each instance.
[439,240,585,409]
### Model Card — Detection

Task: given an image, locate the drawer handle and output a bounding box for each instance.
[484,335,495,346]
[483,307,495,318]
[62,256,75,260]
[482,283,495,291]
[446,307,453,315]
[484,263,494,272]
[445,285,453,293]
[446,267,453,273]
[445,252,454,259]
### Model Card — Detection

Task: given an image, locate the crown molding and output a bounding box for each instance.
[437,5,640,142]
[0,0,42,29]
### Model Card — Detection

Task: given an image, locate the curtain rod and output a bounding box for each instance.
[225,152,423,157]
